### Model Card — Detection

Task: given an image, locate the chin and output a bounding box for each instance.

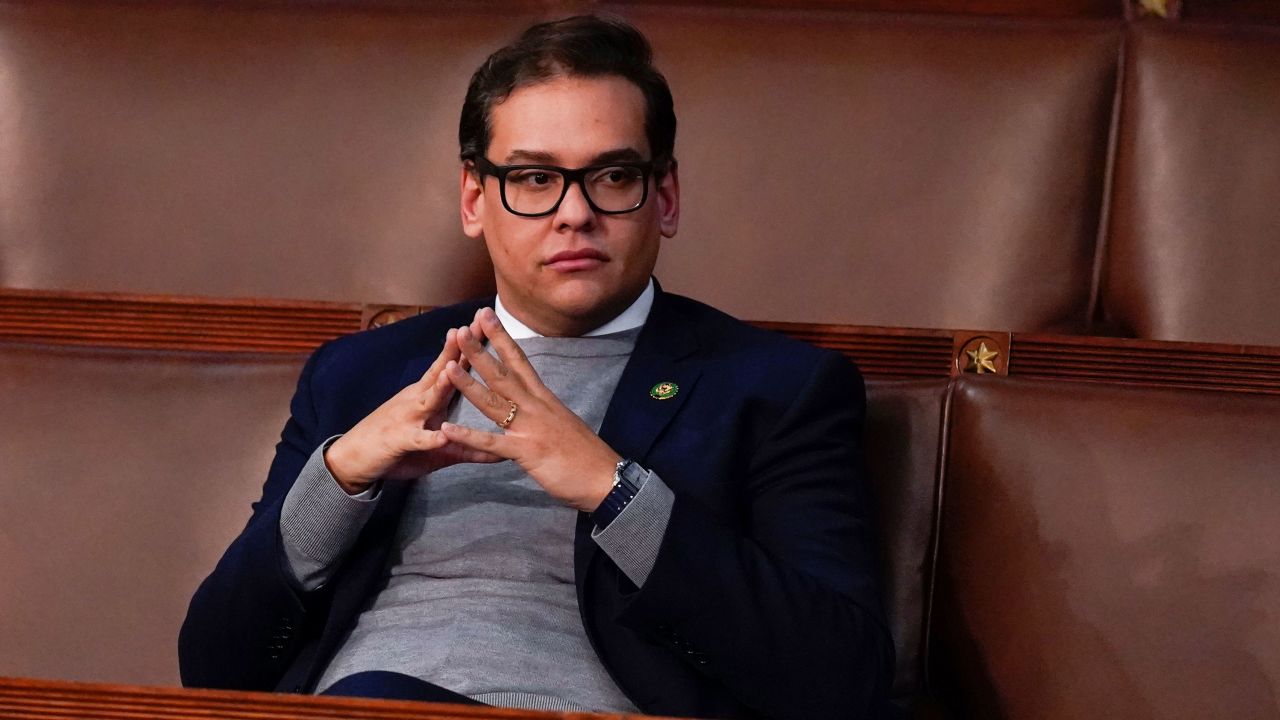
[546,289,627,326]
[548,279,614,310]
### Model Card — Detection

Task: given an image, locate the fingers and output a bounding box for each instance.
[409,426,497,459]
[455,309,538,395]
[475,308,535,378]
[456,325,514,391]
[440,421,514,460]
[414,364,458,419]
[410,427,448,452]
[445,359,514,426]
[442,441,505,465]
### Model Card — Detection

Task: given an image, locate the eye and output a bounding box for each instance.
[592,166,642,186]
[512,171,547,184]
[507,169,561,190]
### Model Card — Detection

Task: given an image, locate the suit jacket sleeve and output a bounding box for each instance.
[616,350,893,719]
[178,342,334,691]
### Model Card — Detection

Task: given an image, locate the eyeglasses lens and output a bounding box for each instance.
[503,166,646,215]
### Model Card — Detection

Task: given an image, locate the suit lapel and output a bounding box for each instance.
[399,352,439,389]
[597,316,700,462]
[575,290,703,586]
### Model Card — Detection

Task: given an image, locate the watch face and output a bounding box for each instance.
[619,460,645,488]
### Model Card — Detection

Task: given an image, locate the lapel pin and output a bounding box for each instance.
[649,381,679,400]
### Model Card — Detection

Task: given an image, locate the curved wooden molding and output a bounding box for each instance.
[4,288,1280,394]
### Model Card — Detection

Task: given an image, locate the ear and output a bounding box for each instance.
[656,160,680,239]
[460,163,485,239]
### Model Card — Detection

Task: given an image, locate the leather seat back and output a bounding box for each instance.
[1,3,1118,332]
[0,342,304,686]
[933,376,1280,718]
[1103,22,1280,345]
[648,12,1119,331]
[864,379,949,698]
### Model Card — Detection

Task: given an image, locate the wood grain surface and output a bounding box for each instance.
[3,288,1278,394]
[0,675,678,720]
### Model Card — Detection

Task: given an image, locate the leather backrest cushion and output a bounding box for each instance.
[934,376,1280,718]
[1,3,1117,331]
[644,10,1118,331]
[865,379,948,697]
[0,342,304,686]
[1103,22,1280,345]
[0,2,507,306]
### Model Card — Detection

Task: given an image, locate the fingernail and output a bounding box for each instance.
[483,308,499,326]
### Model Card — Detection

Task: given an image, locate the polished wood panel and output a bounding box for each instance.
[752,321,956,378]
[0,289,361,354]
[1010,333,1280,395]
[4,288,1279,394]
[0,675,674,720]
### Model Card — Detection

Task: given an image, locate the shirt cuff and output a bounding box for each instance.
[280,435,381,591]
[590,468,674,588]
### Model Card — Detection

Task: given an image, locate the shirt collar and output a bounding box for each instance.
[495,278,655,339]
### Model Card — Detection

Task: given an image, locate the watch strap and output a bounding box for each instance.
[592,459,644,529]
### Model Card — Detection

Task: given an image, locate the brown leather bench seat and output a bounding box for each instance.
[7,323,1277,718]
[0,337,949,703]
[0,1,1277,716]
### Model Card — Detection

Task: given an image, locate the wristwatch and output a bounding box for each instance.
[592,458,645,529]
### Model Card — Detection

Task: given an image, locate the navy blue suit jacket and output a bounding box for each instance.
[179,288,893,719]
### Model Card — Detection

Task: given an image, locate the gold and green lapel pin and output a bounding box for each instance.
[649,381,679,400]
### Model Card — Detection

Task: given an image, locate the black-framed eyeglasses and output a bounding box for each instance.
[473,157,653,217]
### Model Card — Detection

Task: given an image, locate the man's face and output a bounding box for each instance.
[460,75,679,337]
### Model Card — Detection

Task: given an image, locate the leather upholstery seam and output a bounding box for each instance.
[1086,25,1129,332]
[919,376,957,697]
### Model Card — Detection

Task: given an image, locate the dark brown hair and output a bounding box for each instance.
[458,15,676,174]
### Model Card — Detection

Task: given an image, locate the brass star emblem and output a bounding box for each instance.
[965,342,999,374]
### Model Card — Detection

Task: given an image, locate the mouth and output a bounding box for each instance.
[544,248,610,273]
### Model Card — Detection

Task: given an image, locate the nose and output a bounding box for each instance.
[554,178,597,232]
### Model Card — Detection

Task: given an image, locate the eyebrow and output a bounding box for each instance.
[504,147,646,165]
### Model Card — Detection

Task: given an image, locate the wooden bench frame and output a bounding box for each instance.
[3,288,1277,396]
[0,675,668,720]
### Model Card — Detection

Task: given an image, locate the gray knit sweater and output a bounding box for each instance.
[279,330,676,712]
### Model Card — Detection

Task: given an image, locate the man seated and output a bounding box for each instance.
[179,15,892,720]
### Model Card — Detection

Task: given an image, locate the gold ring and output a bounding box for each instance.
[498,400,518,429]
